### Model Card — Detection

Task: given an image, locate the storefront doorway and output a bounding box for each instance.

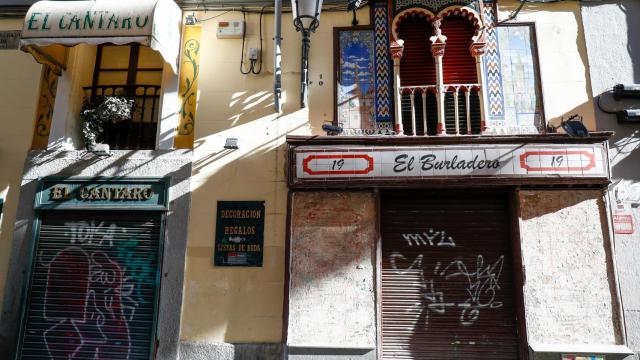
[15,177,169,360]
[380,190,520,359]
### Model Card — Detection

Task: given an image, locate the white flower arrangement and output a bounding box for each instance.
[80,96,134,150]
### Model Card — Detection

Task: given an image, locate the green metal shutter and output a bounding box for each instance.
[17,211,163,360]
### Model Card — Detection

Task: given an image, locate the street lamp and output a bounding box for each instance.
[292,0,323,108]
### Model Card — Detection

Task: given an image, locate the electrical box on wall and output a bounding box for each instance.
[217,21,244,39]
[248,48,259,60]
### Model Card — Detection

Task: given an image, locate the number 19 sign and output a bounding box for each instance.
[294,143,607,181]
[303,154,374,175]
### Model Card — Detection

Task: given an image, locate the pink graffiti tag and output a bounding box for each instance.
[43,248,131,359]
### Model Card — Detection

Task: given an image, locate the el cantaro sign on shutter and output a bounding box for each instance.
[35,178,168,210]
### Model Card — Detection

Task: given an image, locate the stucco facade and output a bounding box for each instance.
[581,1,640,359]
[0,0,634,359]
[0,18,40,320]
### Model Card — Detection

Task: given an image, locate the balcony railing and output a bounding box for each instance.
[399,84,481,136]
[83,84,161,150]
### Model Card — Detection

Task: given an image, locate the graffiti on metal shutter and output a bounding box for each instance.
[390,228,505,328]
[381,191,519,359]
[19,213,161,360]
[42,247,131,359]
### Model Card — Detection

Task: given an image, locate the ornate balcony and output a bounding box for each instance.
[399,83,481,136]
[83,84,161,150]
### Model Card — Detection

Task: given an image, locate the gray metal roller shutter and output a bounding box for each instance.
[17,211,162,360]
[381,191,519,359]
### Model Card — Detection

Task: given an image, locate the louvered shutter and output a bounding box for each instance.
[401,91,438,136]
[398,16,437,136]
[398,16,436,87]
[381,191,519,359]
[441,16,478,84]
[17,211,162,360]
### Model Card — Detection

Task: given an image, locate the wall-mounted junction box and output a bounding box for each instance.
[248,48,259,61]
[217,20,244,39]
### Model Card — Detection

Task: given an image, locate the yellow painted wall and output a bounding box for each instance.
[0,0,599,345]
[181,2,597,343]
[497,0,596,130]
[0,19,42,313]
[180,8,370,343]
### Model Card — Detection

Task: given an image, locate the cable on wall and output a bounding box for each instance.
[196,9,234,22]
[252,7,265,74]
[496,0,527,26]
[184,1,367,75]
[239,8,264,75]
[240,9,252,74]
[179,2,368,14]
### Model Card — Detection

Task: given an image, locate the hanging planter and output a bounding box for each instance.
[80,96,134,150]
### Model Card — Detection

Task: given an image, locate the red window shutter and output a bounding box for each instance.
[398,16,436,87]
[441,15,478,84]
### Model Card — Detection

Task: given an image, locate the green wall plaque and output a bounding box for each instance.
[214,201,265,267]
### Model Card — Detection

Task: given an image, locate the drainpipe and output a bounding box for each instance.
[274,0,283,113]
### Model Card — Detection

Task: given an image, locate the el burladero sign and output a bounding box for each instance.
[35,178,168,210]
[392,153,500,172]
[292,143,608,183]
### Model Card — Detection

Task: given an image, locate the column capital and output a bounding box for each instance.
[469,41,487,57]
[470,32,487,57]
[390,39,405,61]
[431,42,446,57]
[430,19,447,57]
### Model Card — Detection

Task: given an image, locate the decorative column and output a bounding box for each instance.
[430,19,447,135]
[390,39,405,135]
[31,65,58,149]
[470,32,488,134]
[175,24,202,149]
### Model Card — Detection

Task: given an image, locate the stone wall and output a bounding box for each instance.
[582,2,640,358]
[519,190,621,346]
[287,191,377,358]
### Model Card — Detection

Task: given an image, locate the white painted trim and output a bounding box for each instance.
[156,61,179,150]
[47,65,74,150]
[529,343,633,355]
[47,45,96,151]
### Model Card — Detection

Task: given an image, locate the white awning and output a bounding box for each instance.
[20,0,182,74]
